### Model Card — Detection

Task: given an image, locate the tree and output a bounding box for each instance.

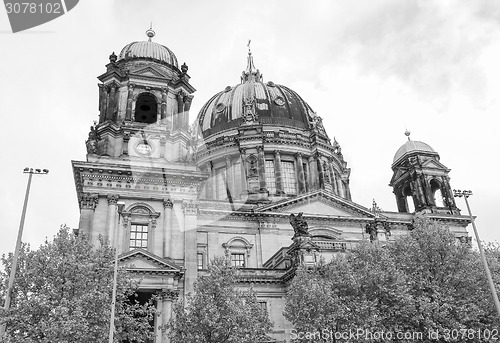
[0,225,156,343]
[166,257,272,343]
[285,245,413,342]
[389,217,497,339]
[284,217,497,342]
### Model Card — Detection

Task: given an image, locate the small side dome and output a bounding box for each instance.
[393,135,438,166]
[118,29,178,68]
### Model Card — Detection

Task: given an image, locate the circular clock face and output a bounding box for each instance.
[136,143,152,156]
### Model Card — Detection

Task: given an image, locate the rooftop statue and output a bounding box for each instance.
[290,212,310,239]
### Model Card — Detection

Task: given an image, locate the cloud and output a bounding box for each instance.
[321,0,500,110]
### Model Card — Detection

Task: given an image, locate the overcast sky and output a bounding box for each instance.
[1,0,499,259]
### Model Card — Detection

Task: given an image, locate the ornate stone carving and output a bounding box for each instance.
[85,123,99,155]
[181,62,188,75]
[163,198,173,209]
[182,200,198,215]
[149,217,157,230]
[79,193,98,210]
[242,98,258,123]
[107,194,119,205]
[289,212,310,239]
[109,51,117,63]
[122,214,130,229]
[160,289,180,301]
[365,220,391,242]
[458,236,472,245]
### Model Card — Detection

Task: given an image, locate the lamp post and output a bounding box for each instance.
[453,189,500,320]
[0,168,49,337]
[108,201,125,343]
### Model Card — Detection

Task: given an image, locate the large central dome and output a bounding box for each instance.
[197,52,317,137]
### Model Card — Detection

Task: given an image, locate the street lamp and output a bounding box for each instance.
[109,201,125,343]
[0,168,49,337]
[453,189,500,320]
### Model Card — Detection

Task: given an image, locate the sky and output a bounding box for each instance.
[1,0,500,259]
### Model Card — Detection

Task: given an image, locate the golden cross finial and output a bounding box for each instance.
[247,39,252,54]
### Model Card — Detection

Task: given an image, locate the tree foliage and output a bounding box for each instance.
[285,217,498,342]
[0,226,156,343]
[166,257,272,343]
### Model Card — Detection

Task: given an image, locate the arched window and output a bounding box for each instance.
[430,179,445,207]
[403,185,415,213]
[135,93,158,124]
[222,237,254,268]
[122,203,160,251]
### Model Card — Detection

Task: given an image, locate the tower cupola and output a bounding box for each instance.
[389,131,459,215]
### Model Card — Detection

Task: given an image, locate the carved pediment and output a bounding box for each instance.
[118,249,182,272]
[257,190,376,218]
[420,158,449,171]
[130,66,167,79]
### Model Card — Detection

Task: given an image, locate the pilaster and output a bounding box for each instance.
[182,200,198,295]
[78,193,98,238]
[106,194,119,246]
[163,198,173,258]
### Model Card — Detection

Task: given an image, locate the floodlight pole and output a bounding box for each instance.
[454,189,500,321]
[108,201,125,343]
[0,168,48,338]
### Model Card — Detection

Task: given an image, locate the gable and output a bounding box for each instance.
[130,66,167,78]
[118,249,181,271]
[258,190,375,218]
[282,200,354,216]
[421,158,449,171]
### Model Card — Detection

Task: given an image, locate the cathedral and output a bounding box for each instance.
[72,29,471,342]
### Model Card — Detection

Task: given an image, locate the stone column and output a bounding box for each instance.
[106,194,119,247]
[158,289,179,343]
[161,88,168,121]
[175,91,185,131]
[183,95,194,129]
[257,146,267,191]
[122,131,130,156]
[274,150,284,195]
[337,177,344,197]
[344,179,352,200]
[163,199,173,258]
[239,148,248,197]
[78,193,98,239]
[160,136,167,159]
[225,157,233,200]
[308,155,318,190]
[125,83,134,121]
[182,201,198,295]
[316,154,325,189]
[105,85,117,122]
[295,153,306,194]
[98,84,106,124]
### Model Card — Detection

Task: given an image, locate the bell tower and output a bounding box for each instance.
[72,29,208,321]
[389,131,459,215]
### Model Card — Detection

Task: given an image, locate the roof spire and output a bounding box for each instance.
[146,23,155,42]
[405,129,411,141]
[241,39,263,83]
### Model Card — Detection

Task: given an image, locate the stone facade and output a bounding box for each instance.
[72,31,471,343]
